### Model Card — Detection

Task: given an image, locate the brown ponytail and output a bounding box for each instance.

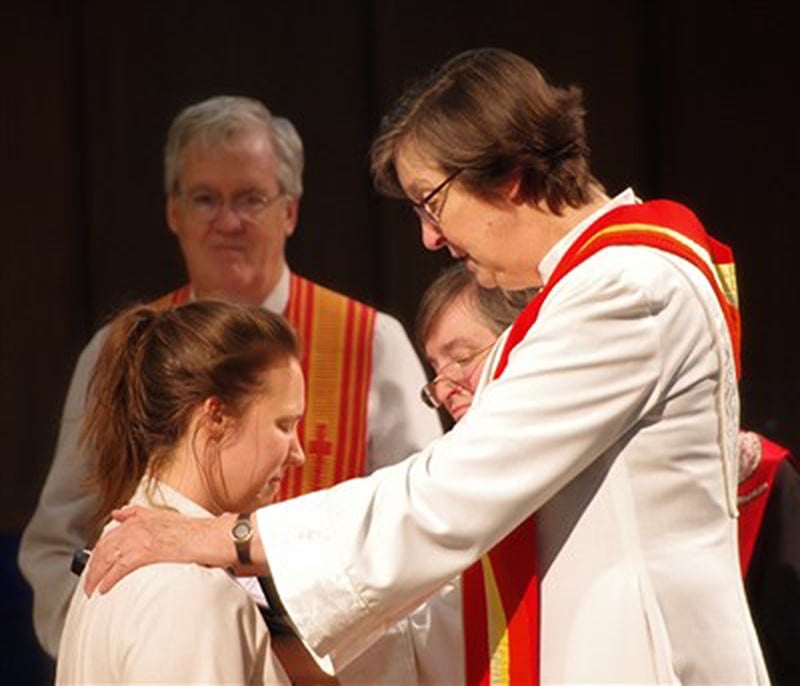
[81,300,298,535]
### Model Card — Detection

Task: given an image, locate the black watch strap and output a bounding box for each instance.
[230,512,253,565]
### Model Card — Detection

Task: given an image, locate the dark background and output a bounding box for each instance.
[2,1,798,678]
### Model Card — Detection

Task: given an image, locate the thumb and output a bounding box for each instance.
[111,506,142,522]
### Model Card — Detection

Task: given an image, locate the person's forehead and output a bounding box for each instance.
[425,296,495,359]
[180,132,277,181]
[257,359,305,407]
[395,141,443,197]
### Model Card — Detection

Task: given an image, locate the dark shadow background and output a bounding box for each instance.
[2,1,798,679]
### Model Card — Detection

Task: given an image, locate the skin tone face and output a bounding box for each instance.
[395,142,608,290]
[162,358,306,514]
[424,292,498,421]
[166,132,299,305]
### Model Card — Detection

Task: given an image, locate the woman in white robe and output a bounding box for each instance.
[84,48,768,684]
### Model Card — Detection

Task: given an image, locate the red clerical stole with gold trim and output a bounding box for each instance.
[462,199,741,686]
[737,436,793,576]
[148,273,376,501]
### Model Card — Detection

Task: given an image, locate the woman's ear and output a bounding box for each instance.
[201,396,230,440]
[498,170,525,205]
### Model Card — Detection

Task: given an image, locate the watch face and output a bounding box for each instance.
[232,519,252,542]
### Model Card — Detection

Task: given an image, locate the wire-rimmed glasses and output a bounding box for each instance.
[420,343,494,409]
[409,168,463,228]
[179,188,285,223]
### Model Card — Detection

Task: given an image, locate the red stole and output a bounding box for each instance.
[148,274,376,500]
[738,436,792,575]
[462,200,741,685]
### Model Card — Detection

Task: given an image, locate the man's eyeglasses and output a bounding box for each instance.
[179,189,285,223]
[410,168,463,229]
[420,343,494,409]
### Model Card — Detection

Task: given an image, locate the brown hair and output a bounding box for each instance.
[81,300,299,534]
[371,48,601,214]
[416,262,537,349]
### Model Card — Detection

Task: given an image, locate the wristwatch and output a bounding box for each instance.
[230,512,253,565]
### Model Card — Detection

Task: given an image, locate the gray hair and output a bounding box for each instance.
[163,95,304,198]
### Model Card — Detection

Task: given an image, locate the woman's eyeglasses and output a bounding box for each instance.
[409,168,463,229]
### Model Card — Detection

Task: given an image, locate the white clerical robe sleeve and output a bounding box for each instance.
[18,326,108,657]
[256,247,697,661]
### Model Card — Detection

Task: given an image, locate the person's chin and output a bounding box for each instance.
[466,262,497,289]
[449,405,469,422]
[253,484,278,508]
[202,274,263,305]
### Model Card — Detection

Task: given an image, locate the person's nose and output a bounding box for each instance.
[288,433,305,467]
[212,202,245,234]
[421,220,447,251]
[434,377,464,407]
[446,380,474,412]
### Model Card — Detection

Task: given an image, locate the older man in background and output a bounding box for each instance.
[19,96,440,682]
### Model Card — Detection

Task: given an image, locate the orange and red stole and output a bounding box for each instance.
[149,273,376,501]
[462,200,741,686]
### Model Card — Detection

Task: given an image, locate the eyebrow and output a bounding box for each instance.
[184,183,213,193]
[412,180,441,202]
[427,336,479,364]
[405,174,443,202]
[404,180,423,201]
[185,184,268,195]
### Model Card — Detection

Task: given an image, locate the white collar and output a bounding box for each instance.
[262,263,290,314]
[129,478,213,518]
[538,188,639,285]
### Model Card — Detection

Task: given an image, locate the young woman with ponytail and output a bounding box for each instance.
[56,300,305,684]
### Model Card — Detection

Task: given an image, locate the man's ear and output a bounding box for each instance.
[283,196,300,238]
[166,194,181,237]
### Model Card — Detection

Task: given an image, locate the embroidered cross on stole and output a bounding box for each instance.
[149,273,376,501]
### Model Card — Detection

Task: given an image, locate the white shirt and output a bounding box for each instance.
[18,266,441,676]
[56,480,290,685]
[256,192,769,684]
